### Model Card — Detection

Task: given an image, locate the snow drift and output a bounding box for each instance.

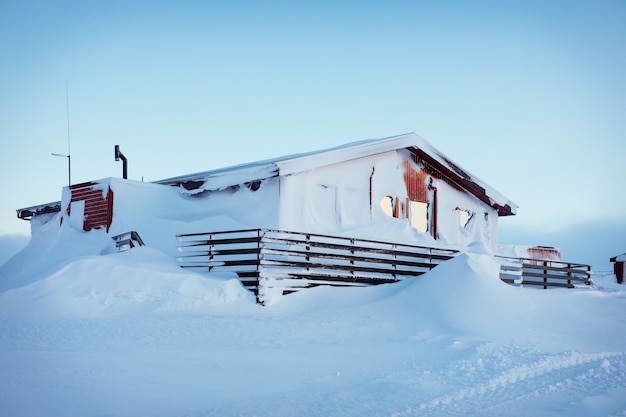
[1,147,625,416]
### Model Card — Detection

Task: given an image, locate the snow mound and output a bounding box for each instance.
[0,246,255,318]
[0,214,115,292]
[389,251,626,351]
[1,232,625,416]
[268,251,626,352]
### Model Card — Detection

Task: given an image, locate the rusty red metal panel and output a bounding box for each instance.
[69,183,113,232]
[527,247,561,261]
[403,160,429,203]
[409,149,514,216]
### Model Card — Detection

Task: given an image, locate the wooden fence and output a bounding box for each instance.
[176,229,592,303]
[176,229,458,303]
[496,255,591,289]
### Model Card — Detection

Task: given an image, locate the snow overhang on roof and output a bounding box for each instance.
[157,132,517,216]
[610,253,626,263]
[157,161,279,191]
[18,133,517,220]
[406,141,517,216]
[16,201,62,220]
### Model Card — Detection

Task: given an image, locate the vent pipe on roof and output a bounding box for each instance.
[114,145,128,179]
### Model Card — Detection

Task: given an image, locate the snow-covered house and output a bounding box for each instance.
[163,132,517,251]
[15,132,595,299]
[19,133,516,254]
[168,133,516,250]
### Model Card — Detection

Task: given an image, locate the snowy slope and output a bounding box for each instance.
[1,173,625,416]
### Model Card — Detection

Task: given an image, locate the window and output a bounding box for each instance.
[409,201,428,233]
[380,196,404,218]
[380,196,394,217]
[456,208,474,229]
[380,196,429,234]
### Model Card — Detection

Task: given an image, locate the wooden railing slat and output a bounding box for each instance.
[176,228,591,303]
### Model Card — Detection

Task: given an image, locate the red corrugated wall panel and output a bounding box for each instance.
[69,183,114,232]
[403,160,429,203]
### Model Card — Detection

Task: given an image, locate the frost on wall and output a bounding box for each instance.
[276,148,500,250]
[278,154,380,234]
[376,150,500,251]
[436,180,498,251]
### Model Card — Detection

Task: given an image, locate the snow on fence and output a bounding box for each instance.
[496,255,592,289]
[176,229,592,303]
[176,229,458,303]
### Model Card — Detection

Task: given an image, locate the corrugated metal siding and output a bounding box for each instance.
[409,152,464,193]
[527,247,561,261]
[403,160,429,203]
[69,183,113,232]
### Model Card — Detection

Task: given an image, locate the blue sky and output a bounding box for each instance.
[1,1,625,269]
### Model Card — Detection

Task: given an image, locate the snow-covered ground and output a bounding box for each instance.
[1,169,625,416]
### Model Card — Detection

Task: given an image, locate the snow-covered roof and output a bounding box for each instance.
[610,253,626,262]
[157,132,517,216]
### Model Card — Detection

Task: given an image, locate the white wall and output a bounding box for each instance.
[278,152,404,235]
[434,177,500,251]
[43,153,502,258]
[277,150,500,251]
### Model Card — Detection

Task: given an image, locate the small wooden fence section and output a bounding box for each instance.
[176,229,458,303]
[497,255,591,289]
[112,231,145,252]
[176,229,592,303]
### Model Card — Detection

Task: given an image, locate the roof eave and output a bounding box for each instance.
[410,146,517,216]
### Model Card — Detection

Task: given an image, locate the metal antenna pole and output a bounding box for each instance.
[66,79,72,185]
[52,80,72,186]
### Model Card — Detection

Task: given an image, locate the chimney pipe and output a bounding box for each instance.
[114,145,128,179]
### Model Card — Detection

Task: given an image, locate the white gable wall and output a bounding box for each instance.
[277,150,500,251]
